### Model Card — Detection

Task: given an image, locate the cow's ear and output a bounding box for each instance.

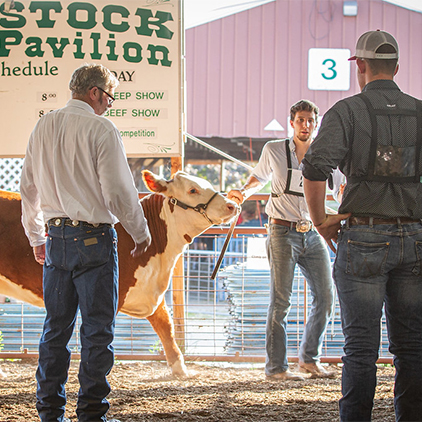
[142,170,168,193]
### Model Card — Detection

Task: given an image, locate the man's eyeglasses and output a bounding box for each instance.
[96,86,115,105]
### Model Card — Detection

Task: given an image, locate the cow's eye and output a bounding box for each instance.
[189,188,198,194]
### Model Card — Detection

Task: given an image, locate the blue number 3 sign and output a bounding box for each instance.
[322,58,337,80]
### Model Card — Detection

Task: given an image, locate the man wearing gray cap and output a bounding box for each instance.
[302,30,422,421]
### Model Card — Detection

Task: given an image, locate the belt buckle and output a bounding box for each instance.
[296,220,311,233]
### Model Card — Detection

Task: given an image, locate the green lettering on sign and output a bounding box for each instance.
[102,5,129,33]
[67,2,97,30]
[123,42,142,63]
[25,36,44,57]
[0,1,26,28]
[46,37,70,57]
[0,2,175,67]
[0,30,23,56]
[147,44,171,67]
[135,8,173,39]
[29,1,62,28]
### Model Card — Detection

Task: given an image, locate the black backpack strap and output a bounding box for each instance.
[415,100,422,183]
[356,93,378,181]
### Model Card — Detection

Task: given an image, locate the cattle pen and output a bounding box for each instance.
[0,201,393,366]
[0,191,397,421]
[0,220,396,422]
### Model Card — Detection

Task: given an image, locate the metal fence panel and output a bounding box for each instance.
[0,231,392,362]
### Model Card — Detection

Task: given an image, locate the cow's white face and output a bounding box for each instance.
[142,170,239,225]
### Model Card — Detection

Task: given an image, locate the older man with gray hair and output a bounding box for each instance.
[21,64,151,422]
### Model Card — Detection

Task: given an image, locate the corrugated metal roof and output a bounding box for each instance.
[185,0,422,140]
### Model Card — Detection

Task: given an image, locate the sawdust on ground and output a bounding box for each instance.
[0,360,396,421]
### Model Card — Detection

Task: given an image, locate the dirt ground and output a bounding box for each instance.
[0,359,396,421]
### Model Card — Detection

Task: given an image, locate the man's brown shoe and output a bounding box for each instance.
[298,361,336,379]
[266,370,305,381]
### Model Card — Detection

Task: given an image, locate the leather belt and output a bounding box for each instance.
[270,218,313,233]
[47,217,113,230]
[349,216,422,226]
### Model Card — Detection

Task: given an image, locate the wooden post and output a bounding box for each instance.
[170,156,185,352]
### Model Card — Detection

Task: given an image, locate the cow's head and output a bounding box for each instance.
[142,170,239,227]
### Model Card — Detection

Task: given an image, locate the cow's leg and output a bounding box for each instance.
[147,299,188,377]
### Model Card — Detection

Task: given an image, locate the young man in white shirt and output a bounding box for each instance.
[228,100,334,381]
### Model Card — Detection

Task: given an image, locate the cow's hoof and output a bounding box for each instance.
[170,360,189,378]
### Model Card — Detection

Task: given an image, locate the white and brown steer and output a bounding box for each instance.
[0,170,238,377]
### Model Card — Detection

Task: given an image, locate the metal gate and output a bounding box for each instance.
[0,229,393,363]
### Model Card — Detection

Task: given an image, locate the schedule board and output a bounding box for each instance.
[0,0,184,157]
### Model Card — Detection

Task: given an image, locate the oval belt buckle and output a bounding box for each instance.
[296,220,311,233]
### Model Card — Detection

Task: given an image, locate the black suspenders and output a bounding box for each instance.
[272,140,304,197]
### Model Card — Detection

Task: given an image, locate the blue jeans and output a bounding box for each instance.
[36,222,118,422]
[265,224,334,376]
[334,222,422,422]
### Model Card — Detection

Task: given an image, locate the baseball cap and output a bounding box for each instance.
[349,30,399,61]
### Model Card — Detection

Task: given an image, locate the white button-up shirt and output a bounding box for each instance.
[21,99,151,247]
[252,138,310,222]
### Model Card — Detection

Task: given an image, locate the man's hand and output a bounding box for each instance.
[33,244,45,265]
[228,176,262,205]
[227,189,244,205]
[303,178,350,252]
[131,236,152,258]
[315,213,351,252]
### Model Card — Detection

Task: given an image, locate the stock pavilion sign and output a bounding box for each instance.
[0,0,183,157]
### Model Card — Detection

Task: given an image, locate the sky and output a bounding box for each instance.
[383,0,422,13]
[184,0,422,29]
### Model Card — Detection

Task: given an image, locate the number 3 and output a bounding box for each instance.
[322,58,337,80]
